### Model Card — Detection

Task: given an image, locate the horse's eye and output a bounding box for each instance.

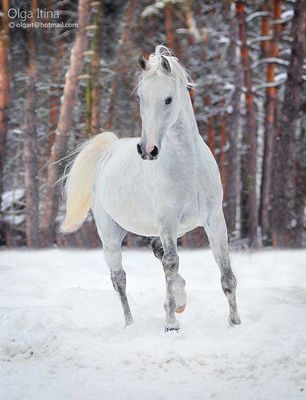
[165,97,172,105]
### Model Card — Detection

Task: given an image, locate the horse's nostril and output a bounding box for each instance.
[137,144,143,155]
[150,146,159,158]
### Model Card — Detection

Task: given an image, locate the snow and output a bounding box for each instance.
[1,189,25,225]
[281,9,294,22]
[275,72,288,82]
[1,189,24,211]
[0,248,306,400]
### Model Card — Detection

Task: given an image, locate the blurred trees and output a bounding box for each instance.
[0,0,9,230]
[0,0,305,249]
[260,0,281,239]
[236,1,258,247]
[41,0,91,246]
[23,0,39,247]
[271,0,306,247]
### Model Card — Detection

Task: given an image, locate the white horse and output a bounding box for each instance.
[61,46,241,332]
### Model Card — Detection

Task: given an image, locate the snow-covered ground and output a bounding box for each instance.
[0,249,305,400]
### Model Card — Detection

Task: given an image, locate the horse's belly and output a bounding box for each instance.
[110,214,159,237]
[96,178,200,237]
[99,187,200,237]
[102,196,160,236]
[103,206,199,237]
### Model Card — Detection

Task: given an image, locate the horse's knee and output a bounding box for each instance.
[111,269,126,293]
[162,251,179,265]
[221,269,237,295]
[162,252,179,277]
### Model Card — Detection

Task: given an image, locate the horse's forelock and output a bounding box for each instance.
[137,45,194,92]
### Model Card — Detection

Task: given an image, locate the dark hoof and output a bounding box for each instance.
[165,326,180,333]
[125,318,134,328]
[229,314,241,326]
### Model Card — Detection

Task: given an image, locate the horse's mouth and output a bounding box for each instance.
[139,153,159,161]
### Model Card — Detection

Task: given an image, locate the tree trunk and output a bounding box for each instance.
[260,3,270,59]
[23,0,40,248]
[41,0,91,246]
[185,0,195,46]
[293,114,306,247]
[85,1,102,137]
[236,1,258,247]
[79,1,103,248]
[184,0,198,106]
[48,41,65,156]
[164,2,175,50]
[0,0,9,217]
[104,0,137,130]
[271,0,306,247]
[260,0,281,242]
[225,9,241,238]
[91,1,102,136]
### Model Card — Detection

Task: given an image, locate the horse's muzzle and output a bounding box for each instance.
[137,143,159,160]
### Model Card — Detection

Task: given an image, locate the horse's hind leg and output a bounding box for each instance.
[204,210,241,326]
[94,209,133,327]
[106,242,134,326]
[149,237,164,260]
[150,237,187,314]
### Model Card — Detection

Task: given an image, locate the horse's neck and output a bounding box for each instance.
[180,91,199,136]
[166,90,199,153]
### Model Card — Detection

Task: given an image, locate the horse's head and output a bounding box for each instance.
[136,46,191,161]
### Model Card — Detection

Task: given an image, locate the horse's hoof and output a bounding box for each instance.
[125,318,134,328]
[165,326,180,333]
[229,314,241,326]
[175,304,186,313]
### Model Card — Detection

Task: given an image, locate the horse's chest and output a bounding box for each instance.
[97,163,200,237]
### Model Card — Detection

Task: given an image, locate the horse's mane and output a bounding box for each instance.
[137,45,194,90]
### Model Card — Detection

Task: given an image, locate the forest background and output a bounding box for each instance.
[0,0,305,249]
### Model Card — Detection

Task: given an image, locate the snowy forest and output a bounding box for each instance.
[0,0,305,249]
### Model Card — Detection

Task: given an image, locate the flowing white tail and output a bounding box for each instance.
[61,132,118,233]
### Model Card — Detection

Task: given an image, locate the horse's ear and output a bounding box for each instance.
[161,56,171,73]
[138,55,148,71]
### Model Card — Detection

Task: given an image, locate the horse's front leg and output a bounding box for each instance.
[158,225,184,332]
[150,237,186,314]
